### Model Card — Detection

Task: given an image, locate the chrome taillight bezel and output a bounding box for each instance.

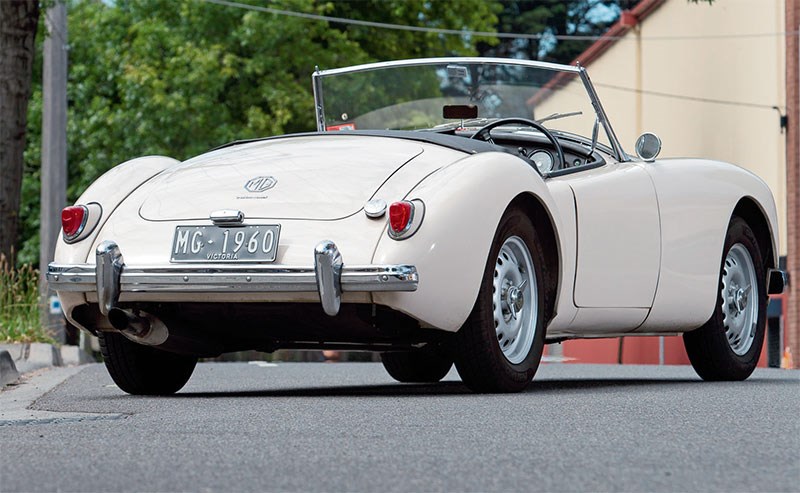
[388,199,425,241]
[62,202,103,244]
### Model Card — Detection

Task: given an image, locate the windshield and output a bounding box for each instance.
[313,58,615,152]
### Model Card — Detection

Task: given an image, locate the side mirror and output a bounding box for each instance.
[635,132,662,162]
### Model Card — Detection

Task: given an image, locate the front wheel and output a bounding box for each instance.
[453,206,546,393]
[683,216,767,381]
[99,332,198,395]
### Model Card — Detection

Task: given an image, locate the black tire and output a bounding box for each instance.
[99,332,197,395]
[683,216,767,381]
[381,349,453,383]
[453,206,546,393]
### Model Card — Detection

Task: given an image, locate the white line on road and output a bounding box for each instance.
[248,361,278,367]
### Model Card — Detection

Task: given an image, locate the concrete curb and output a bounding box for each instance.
[0,350,20,386]
[0,343,95,382]
[0,365,124,426]
[61,345,95,365]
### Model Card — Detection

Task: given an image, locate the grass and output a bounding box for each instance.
[0,254,53,343]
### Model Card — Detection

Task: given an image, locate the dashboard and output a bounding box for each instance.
[498,133,605,175]
[439,127,607,175]
[515,146,597,174]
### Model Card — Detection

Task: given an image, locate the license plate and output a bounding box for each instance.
[170,225,280,263]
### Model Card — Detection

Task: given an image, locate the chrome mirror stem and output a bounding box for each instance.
[590,116,599,156]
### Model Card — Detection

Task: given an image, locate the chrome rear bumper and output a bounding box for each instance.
[48,240,418,317]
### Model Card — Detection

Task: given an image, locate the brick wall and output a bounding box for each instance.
[786,0,799,366]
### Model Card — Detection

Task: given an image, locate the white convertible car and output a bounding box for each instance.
[49,58,787,394]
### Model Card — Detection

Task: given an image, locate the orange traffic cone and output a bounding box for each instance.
[781,347,794,369]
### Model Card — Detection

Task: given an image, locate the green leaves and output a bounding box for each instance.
[0,255,50,343]
[18,0,500,264]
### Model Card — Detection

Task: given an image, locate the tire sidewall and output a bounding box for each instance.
[479,208,546,381]
[715,218,768,369]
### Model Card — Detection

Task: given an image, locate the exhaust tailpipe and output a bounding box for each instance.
[108,308,149,335]
[107,308,169,346]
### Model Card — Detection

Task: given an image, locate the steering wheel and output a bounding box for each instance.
[470,118,565,172]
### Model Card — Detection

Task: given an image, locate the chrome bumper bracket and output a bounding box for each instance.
[314,240,343,316]
[95,241,124,315]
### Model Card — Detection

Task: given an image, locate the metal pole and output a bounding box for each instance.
[40,1,68,343]
[635,23,642,137]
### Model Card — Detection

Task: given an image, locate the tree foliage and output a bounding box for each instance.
[328,0,501,60]
[478,0,620,62]
[17,0,499,264]
[16,0,713,264]
[479,0,713,63]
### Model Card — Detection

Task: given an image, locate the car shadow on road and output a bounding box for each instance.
[529,378,704,394]
[169,377,715,398]
[175,381,472,398]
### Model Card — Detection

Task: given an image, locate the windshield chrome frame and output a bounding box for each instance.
[312,57,628,162]
[577,63,628,161]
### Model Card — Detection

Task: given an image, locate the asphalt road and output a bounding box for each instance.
[1,362,798,492]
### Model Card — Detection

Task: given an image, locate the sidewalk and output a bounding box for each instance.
[0,342,94,387]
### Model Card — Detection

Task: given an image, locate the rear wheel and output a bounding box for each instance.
[99,332,197,395]
[684,216,767,381]
[381,349,453,383]
[453,206,546,393]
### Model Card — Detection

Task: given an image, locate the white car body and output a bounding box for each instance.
[48,57,787,393]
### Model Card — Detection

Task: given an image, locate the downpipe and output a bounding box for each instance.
[107,307,169,346]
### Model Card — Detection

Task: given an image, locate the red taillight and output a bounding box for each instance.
[61,206,87,238]
[388,199,425,240]
[389,201,414,235]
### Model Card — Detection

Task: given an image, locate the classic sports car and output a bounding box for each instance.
[49,57,787,394]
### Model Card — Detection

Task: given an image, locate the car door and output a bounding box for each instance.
[559,159,661,310]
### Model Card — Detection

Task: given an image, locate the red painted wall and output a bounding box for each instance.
[549,293,787,367]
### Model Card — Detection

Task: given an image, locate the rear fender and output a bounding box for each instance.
[54,156,178,265]
[372,152,563,332]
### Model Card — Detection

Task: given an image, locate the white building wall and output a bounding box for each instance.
[538,0,787,253]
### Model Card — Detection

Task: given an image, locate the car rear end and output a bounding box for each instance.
[48,134,467,355]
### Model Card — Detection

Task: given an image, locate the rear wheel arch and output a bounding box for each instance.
[372,154,563,333]
[453,204,547,392]
[509,193,560,326]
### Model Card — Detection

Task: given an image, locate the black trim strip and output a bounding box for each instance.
[212,130,507,155]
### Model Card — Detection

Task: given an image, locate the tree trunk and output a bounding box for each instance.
[0,0,40,262]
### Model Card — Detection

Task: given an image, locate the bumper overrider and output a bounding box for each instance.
[47,240,418,317]
[767,268,789,295]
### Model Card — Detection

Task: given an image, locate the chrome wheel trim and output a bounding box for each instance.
[721,243,758,356]
[492,236,538,365]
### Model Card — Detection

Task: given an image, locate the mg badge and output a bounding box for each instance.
[244,176,277,193]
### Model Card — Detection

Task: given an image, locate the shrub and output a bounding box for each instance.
[0,255,52,343]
